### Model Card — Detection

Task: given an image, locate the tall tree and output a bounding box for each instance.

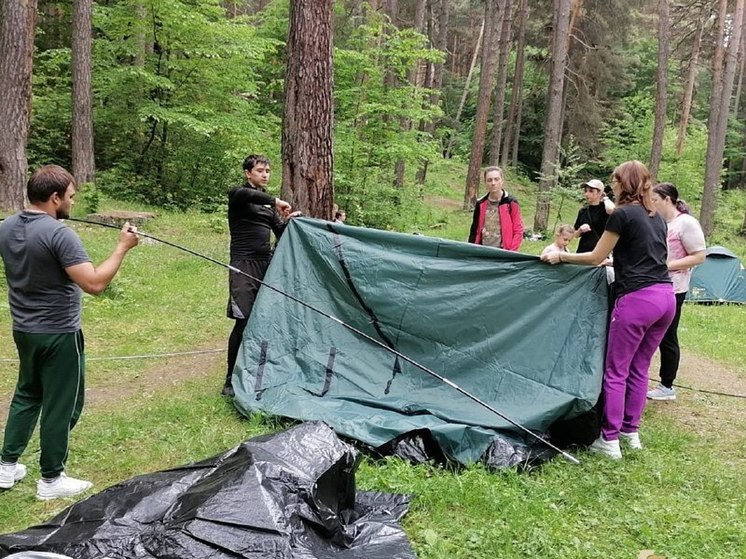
[701,0,745,237]
[501,0,527,168]
[462,0,503,209]
[416,0,450,184]
[675,6,706,156]
[649,0,669,180]
[444,18,484,159]
[534,0,572,232]
[72,0,96,186]
[0,0,38,211]
[488,0,514,166]
[281,0,334,219]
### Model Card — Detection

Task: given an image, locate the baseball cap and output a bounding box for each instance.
[582,179,605,192]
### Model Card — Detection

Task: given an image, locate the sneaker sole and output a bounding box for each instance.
[647,395,676,401]
[36,489,90,501]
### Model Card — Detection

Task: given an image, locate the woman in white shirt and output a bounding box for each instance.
[647,183,706,401]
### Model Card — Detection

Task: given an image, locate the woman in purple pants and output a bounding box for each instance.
[542,160,676,459]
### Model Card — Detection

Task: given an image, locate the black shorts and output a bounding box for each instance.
[226,258,271,320]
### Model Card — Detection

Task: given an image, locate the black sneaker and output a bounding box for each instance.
[221,384,235,397]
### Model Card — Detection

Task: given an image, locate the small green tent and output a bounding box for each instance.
[233,219,609,466]
[687,246,746,304]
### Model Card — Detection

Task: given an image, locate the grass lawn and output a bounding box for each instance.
[0,167,744,558]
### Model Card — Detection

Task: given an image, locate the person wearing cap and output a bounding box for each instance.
[574,179,615,253]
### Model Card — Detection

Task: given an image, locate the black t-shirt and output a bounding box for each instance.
[574,203,608,253]
[605,204,671,297]
[228,184,286,260]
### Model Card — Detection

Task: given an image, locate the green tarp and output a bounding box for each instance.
[233,219,609,466]
[687,246,746,304]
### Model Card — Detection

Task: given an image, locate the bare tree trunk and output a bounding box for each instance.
[649,0,669,180]
[72,0,96,186]
[416,0,450,185]
[463,0,502,210]
[0,0,37,211]
[444,19,484,159]
[726,22,746,189]
[675,10,706,155]
[281,0,334,219]
[502,0,527,168]
[488,0,514,166]
[533,0,572,232]
[393,0,426,189]
[701,0,745,237]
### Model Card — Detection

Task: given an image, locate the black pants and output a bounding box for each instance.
[226,318,248,386]
[658,291,686,388]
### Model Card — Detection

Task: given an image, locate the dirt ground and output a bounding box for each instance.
[1,347,743,439]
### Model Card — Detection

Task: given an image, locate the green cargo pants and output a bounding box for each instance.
[1,330,85,478]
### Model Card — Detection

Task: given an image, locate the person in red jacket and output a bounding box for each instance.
[468,166,524,251]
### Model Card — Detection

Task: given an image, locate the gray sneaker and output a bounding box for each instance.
[589,436,622,460]
[0,462,27,489]
[620,431,643,450]
[36,473,93,500]
[647,384,676,401]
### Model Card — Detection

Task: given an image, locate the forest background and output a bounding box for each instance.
[1,2,745,558]
[1,0,746,251]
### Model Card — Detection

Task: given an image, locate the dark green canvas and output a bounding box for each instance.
[687,246,746,304]
[233,219,609,466]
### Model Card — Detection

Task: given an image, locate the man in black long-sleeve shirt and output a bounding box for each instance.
[223,155,298,396]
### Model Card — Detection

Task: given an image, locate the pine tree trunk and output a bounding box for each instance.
[675,10,705,155]
[701,0,745,237]
[649,0,669,180]
[393,0,426,189]
[280,0,334,219]
[444,18,484,159]
[72,0,96,186]
[502,0,527,168]
[488,0,514,166]
[0,0,37,211]
[463,0,502,210]
[533,0,572,232]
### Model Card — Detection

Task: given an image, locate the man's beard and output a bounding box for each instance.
[56,208,70,220]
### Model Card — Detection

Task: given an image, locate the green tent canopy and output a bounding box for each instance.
[687,246,746,304]
[233,219,609,466]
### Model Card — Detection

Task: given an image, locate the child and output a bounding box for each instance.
[541,224,575,257]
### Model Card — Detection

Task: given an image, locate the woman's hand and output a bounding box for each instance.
[541,251,562,265]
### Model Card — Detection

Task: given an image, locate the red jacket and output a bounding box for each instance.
[468,191,524,251]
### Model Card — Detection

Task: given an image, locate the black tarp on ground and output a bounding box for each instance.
[232,219,609,467]
[0,422,414,559]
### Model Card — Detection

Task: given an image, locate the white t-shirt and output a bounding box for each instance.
[666,213,706,294]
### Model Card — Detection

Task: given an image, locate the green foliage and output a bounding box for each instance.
[333,14,444,228]
[91,0,282,209]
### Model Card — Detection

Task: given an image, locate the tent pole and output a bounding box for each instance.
[69,218,581,465]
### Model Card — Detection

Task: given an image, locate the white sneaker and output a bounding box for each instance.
[36,473,93,500]
[0,462,27,489]
[620,431,643,450]
[589,436,622,460]
[647,384,676,401]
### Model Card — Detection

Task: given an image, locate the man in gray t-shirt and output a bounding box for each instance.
[0,165,139,500]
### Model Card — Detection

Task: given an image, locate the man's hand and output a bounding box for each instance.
[120,222,139,251]
[274,198,292,217]
[287,211,302,219]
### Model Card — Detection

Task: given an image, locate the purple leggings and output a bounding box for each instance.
[602,283,676,441]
